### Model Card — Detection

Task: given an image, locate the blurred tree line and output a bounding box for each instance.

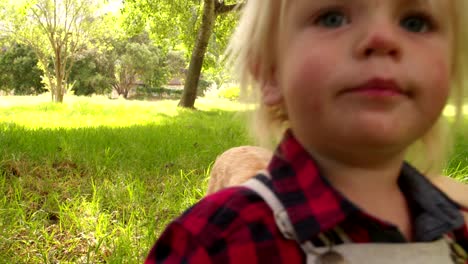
[0,0,241,105]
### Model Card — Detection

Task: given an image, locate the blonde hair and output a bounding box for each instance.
[227,0,468,174]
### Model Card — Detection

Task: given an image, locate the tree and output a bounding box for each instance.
[0,43,45,95]
[122,0,242,108]
[178,0,240,108]
[2,0,101,102]
[112,41,161,98]
[68,49,114,96]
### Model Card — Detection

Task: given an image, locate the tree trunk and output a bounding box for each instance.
[178,0,216,108]
[123,87,129,99]
[53,40,65,103]
[54,77,65,103]
[55,69,64,103]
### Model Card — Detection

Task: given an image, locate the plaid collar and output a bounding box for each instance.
[266,130,465,243]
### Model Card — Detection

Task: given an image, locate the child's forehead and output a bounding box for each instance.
[285,0,451,13]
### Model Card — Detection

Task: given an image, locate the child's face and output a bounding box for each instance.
[268,0,453,163]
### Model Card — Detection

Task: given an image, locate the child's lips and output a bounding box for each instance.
[340,78,409,97]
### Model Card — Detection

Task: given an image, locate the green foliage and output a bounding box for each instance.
[110,32,168,97]
[0,0,240,101]
[218,85,240,101]
[3,0,105,102]
[197,78,215,96]
[121,0,239,83]
[165,50,186,81]
[204,84,240,100]
[69,50,115,96]
[135,86,183,100]
[122,0,200,51]
[0,43,45,95]
[124,42,160,79]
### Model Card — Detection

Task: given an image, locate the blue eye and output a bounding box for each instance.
[316,11,348,28]
[401,16,431,33]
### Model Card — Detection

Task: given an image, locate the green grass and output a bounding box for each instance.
[0,95,466,263]
[443,101,468,179]
[0,95,253,263]
[446,122,468,180]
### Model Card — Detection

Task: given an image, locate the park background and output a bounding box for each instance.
[0,0,467,262]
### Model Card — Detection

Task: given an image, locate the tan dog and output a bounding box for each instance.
[207,146,468,213]
[207,146,273,194]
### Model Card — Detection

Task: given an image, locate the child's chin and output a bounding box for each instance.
[352,132,417,152]
[344,117,423,143]
[329,124,415,148]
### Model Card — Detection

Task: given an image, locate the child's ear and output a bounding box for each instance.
[261,76,282,106]
[250,62,282,106]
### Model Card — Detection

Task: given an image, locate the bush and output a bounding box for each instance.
[131,86,183,100]
[197,78,214,97]
[0,44,45,95]
[218,85,240,101]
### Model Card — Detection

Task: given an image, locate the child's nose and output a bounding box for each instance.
[355,23,402,60]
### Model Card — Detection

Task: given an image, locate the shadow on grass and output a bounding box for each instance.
[0,108,252,174]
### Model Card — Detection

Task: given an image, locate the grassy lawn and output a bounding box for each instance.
[0,95,253,263]
[0,95,466,263]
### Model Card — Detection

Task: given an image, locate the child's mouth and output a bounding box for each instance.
[341,78,408,97]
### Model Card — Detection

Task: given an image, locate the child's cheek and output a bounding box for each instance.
[423,43,452,95]
[425,56,451,103]
[286,51,335,113]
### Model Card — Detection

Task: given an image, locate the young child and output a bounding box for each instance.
[146,0,468,263]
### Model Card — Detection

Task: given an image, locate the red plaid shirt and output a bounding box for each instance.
[146,131,468,263]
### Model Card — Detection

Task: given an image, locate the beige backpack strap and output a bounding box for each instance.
[242,170,299,241]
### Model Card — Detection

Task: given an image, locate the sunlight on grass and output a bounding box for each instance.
[0,95,247,129]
